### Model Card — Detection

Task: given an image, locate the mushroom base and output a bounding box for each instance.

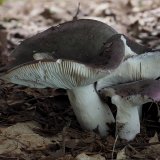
[67,84,115,136]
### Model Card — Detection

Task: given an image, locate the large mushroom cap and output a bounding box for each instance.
[1,19,125,89]
[8,19,118,69]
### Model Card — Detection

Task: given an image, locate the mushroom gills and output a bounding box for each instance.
[1,60,107,89]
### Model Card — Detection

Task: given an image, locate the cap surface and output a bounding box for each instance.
[8,19,118,69]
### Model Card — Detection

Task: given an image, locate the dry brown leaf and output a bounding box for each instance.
[136,133,160,159]
[149,132,160,150]
[116,147,128,160]
[76,153,105,160]
[0,121,53,155]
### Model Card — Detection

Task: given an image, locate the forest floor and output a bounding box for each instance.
[0,0,160,159]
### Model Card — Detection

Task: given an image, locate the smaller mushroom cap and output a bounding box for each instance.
[8,19,118,69]
[99,79,160,104]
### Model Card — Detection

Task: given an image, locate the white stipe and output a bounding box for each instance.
[67,84,115,136]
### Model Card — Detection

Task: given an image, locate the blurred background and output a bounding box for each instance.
[0,0,160,159]
[0,0,160,52]
[0,0,160,64]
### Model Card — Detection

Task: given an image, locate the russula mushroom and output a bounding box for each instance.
[97,49,160,140]
[0,19,125,136]
[99,79,160,140]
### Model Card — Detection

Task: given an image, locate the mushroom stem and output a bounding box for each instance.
[112,95,140,141]
[67,84,115,136]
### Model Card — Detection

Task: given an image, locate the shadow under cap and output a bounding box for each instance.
[7,19,119,70]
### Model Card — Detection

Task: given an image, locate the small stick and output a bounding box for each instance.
[73,3,80,20]
[111,141,160,149]
[111,134,119,160]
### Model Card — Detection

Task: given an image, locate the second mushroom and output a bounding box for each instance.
[97,35,160,140]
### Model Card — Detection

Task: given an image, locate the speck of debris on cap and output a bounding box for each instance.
[56,59,62,63]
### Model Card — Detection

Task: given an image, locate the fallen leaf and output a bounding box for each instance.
[137,133,160,159]
[0,121,53,155]
[76,153,105,160]
[116,147,128,160]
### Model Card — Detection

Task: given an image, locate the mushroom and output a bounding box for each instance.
[99,79,160,140]
[97,49,160,140]
[0,19,125,136]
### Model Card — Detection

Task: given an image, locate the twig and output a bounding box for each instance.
[111,141,160,149]
[62,121,71,154]
[73,2,80,20]
[111,134,119,160]
[0,155,19,160]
